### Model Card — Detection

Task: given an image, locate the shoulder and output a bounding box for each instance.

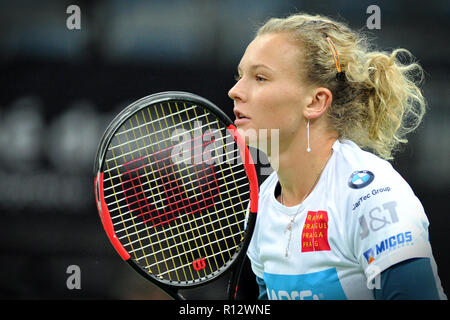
[330,139,428,236]
[333,142,432,272]
[332,139,415,202]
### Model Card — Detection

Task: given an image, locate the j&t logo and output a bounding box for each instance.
[348,170,375,189]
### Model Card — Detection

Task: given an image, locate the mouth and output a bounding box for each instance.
[233,109,250,121]
[233,109,251,126]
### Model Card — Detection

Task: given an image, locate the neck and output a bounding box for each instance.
[270,133,336,207]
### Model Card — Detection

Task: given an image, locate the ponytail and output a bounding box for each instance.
[359,49,425,159]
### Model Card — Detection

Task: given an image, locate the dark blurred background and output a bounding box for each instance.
[0,0,449,299]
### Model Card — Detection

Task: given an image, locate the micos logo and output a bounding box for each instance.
[363,231,413,264]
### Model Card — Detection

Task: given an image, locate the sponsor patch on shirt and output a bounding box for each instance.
[301,210,331,252]
[363,231,413,264]
[348,170,375,189]
[263,268,347,300]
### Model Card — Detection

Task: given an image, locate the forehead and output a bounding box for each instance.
[239,33,302,72]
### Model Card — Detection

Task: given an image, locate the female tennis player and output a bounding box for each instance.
[229,13,447,300]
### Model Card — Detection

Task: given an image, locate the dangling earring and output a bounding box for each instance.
[306,117,311,152]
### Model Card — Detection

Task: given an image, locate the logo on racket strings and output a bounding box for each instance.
[192,258,206,271]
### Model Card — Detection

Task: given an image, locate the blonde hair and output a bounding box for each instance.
[257,13,426,160]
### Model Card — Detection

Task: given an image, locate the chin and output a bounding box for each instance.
[237,126,271,152]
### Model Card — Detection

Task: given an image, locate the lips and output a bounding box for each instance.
[233,109,250,126]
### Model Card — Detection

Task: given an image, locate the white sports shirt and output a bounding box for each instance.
[247,139,446,300]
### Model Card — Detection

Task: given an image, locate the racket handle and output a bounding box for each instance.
[227,255,247,300]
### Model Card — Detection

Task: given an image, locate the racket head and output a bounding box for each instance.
[94,92,258,298]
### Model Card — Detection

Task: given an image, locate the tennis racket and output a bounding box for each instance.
[94,91,258,300]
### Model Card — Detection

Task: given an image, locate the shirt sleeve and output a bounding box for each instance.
[374,258,443,300]
[256,276,268,300]
[350,173,433,287]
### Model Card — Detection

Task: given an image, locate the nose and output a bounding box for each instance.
[228,79,246,103]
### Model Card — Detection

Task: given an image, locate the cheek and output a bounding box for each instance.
[250,80,306,134]
[257,96,301,132]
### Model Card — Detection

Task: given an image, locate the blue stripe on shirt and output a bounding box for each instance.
[255,258,442,300]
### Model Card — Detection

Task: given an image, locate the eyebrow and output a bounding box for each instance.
[237,64,274,73]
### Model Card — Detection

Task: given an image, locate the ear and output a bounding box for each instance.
[303,87,333,119]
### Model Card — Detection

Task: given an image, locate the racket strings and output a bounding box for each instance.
[192,104,245,260]
[102,136,240,197]
[121,199,249,250]
[157,103,218,279]
[108,103,200,146]
[186,104,240,271]
[104,113,214,168]
[102,101,249,283]
[136,104,194,281]
[169,102,240,277]
[120,156,220,228]
[110,174,248,225]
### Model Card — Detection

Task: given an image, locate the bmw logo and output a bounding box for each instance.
[348,170,375,189]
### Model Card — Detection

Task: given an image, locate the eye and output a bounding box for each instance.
[255,75,267,82]
[234,74,242,82]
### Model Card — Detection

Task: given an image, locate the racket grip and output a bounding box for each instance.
[228,257,245,300]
